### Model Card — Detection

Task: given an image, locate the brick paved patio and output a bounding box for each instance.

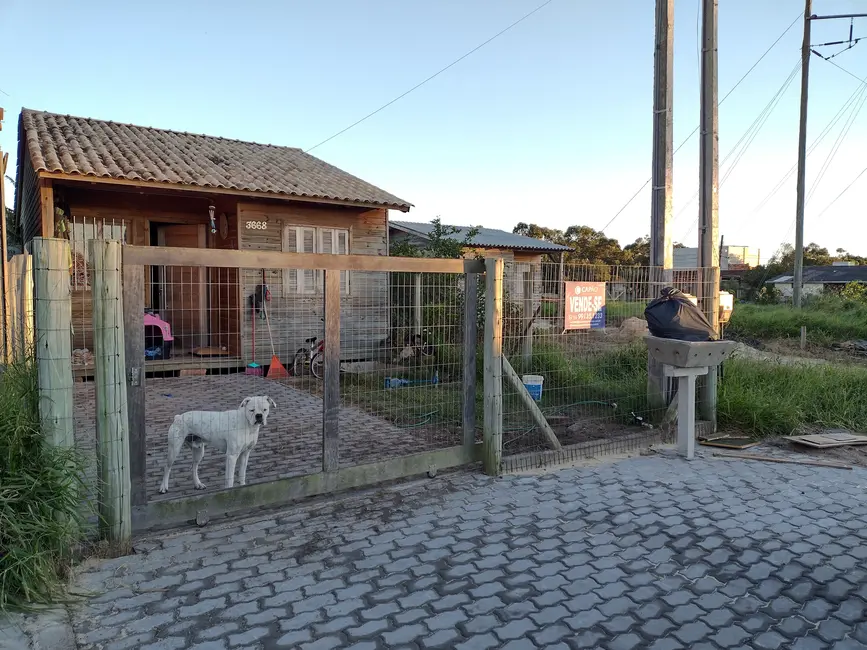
[73,373,460,502]
[69,450,867,649]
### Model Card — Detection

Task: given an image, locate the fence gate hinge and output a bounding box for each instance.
[128,366,141,387]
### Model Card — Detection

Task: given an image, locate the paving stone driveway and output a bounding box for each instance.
[70,453,867,649]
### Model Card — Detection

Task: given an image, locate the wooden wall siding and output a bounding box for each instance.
[19,149,42,245]
[208,212,241,355]
[62,186,239,356]
[237,202,389,361]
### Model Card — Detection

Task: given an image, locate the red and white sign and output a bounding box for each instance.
[564,282,606,330]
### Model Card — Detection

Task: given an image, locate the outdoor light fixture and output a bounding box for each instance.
[208,203,216,234]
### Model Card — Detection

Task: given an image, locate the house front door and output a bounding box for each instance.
[157,224,208,351]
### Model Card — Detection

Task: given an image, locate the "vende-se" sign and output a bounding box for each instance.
[564,281,606,330]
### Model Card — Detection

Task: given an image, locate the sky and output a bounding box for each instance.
[2,0,867,264]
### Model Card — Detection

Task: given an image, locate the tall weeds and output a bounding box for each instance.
[0,357,89,610]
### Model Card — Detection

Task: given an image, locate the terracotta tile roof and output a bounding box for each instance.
[20,109,411,211]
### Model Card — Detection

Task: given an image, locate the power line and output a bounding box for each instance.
[814,164,867,219]
[305,0,556,153]
[600,11,802,233]
[675,59,802,240]
[749,69,867,214]
[805,85,867,204]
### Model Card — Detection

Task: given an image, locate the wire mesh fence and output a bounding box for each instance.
[500,261,719,469]
[131,260,475,502]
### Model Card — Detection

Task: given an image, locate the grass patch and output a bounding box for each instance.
[728,299,867,346]
[0,357,91,610]
[718,359,867,437]
[340,336,867,444]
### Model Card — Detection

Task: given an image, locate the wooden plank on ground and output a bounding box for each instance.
[713,451,852,469]
[789,432,867,449]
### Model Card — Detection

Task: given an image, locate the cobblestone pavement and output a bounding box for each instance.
[69,454,867,649]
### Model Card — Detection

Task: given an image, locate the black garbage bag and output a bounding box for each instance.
[644,287,718,342]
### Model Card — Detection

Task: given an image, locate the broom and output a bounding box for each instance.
[263,271,289,379]
[246,300,263,376]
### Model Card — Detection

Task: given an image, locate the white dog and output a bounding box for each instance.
[158,396,276,494]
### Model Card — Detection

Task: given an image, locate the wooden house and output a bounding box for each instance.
[13,109,411,372]
[389,220,570,303]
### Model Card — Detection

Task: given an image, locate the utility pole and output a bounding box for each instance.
[650,0,674,270]
[647,0,675,411]
[793,0,812,309]
[697,0,720,430]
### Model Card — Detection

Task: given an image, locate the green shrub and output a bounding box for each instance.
[0,357,90,610]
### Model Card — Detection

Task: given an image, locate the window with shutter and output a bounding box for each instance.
[282,225,351,295]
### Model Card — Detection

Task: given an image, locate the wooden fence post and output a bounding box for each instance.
[32,238,74,449]
[122,262,147,508]
[483,257,504,476]
[462,271,479,448]
[322,268,340,473]
[522,270,534,361]
[90,239,131,542]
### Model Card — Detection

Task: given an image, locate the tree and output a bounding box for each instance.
[622,236,650,266]
[391,217,479,259]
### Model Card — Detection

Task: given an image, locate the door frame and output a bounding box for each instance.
[155,223,209,348]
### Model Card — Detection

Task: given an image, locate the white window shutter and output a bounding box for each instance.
[299,227,317,294]
[338,230,350,294]
[282,226,298,296]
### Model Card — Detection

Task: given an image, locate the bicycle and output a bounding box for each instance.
[293,334,324,379]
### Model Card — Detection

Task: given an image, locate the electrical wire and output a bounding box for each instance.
[304,0,557,153]
[672,60,802,240]
[813,165,867,220]
[750,70,867,215]
[805,85,867,204]
[600,11,802,233]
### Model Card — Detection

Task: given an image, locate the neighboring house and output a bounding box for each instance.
[389,221,571,303]
[768,265,867,298]
[673,245,761,270]
[13,109,411,368]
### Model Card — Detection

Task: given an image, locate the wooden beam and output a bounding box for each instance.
[37,171,412,213]
[32,238,74,449]
[134,443,482,532]
[502,356,561,451]
[322,269,340,473]
[122,263,147,507]
[122,245,484,274]
[483,257,504,476]
[39,179,54,238]
[90,239,132,542]
[462,272,479,448]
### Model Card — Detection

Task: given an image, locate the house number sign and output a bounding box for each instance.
[245,221,268,230]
